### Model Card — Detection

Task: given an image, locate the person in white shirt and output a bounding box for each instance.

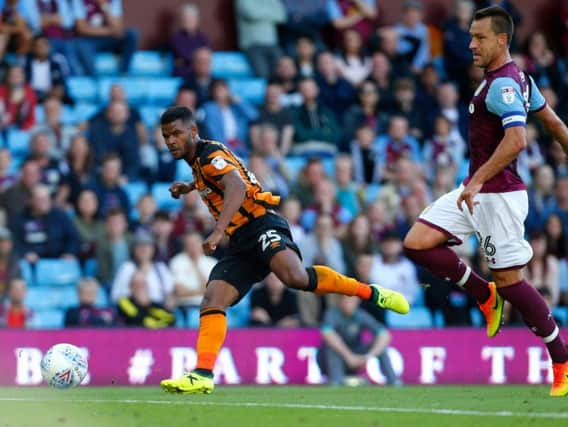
[169,232,217,309]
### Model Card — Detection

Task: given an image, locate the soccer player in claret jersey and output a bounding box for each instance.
[403,6,568,397]
[158,106,409,394]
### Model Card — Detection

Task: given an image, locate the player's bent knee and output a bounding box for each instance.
[278,268,309,290]
[200,280,239,310]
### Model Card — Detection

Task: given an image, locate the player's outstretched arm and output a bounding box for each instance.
[169,181,195,199]
[533,104,568,156]
[202,170,246,255]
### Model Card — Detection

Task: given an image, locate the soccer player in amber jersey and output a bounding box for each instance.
[158,106,409,394]
[403,6,568,396]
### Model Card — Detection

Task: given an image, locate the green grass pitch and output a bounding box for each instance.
[0,385,566,427]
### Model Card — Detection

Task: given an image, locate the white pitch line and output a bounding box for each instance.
[0,398,567,419]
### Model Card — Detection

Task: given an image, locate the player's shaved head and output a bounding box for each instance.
[473,6,513,46]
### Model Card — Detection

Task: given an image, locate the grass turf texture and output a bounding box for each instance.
[0,385,565,427]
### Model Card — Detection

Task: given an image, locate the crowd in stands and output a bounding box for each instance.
[1,0,568,331]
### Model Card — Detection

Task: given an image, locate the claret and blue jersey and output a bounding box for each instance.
[467,61,546,193]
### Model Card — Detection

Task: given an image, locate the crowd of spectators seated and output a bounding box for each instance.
[1,0,568,331]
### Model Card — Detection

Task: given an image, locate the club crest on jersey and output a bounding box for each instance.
[501,86,515,104]
[473,79,487,97]
[211,155,227,170]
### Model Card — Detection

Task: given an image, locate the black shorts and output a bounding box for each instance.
[208,213,301,304]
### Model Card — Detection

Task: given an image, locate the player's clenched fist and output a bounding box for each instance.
[169,182,194,199]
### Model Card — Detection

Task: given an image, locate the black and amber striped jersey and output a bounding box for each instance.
[188,139,281,236]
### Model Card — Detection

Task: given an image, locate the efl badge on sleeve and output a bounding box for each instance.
[501,86,515,104]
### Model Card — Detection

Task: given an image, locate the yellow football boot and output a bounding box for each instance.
[478,282,504,337]
[160,372,214,394]
[370,284,410,314]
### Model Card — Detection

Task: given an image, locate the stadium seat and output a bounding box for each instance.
[129,51,173,76]
[139,105,165,128]
[364,183,381,204]
[35,258,81,287]
[175,160,193,182]
[95,287,109,308]
[386,307,433,328]
[67,77,98,103]
[228,78,266,105]
[83,258,98,277]
[7,129,31,156]
[95,52,120,76]
[283,157,307,182]
[35,105,45,124]
[25,285,79,311]
[321,157,335,179]
[186,307,200,329]
[146,78,183,105]
[433,310,445,328]
[227,293,251,328]
[553,307,568,326]
[73,103,99,123]
[470,308,483,327]
[123,181,148,206]
[28,309,65,329]
[212,51,253,79]
[99,77,148,104]
[152,182,183,211]
[19,260,33,285]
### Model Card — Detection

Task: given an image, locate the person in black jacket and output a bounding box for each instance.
[65,277,115,327]
[9,183,79,264]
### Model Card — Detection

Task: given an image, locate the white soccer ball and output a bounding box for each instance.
[40,343,88,389]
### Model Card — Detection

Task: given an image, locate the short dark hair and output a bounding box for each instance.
[160,106,195,126]
[473,6,514,46]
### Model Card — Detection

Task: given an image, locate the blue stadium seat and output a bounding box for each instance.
[386,307,433,328]
[123,181,148,206]
[186,307,200,328]
[35,105,45,124]
[152,182,182,211]
[146,78,182,105]
[228,78,266,105]
[283,157,307,182]
[433,310,445,328]
[99,77,148,104]
[67,77,98,103]
[212,51,253,79]
[175,160,193,182]
[29,309,65,329]
[227,293,250,328]
[7,129,31,156]
[25,285,79,311]
[470,308,483,327]
[83,258,98,277]
[322,157,335,179]
[139,105,164,128]
[73,103,99,123]
[129,51,173,76]
[35,259,81,287]
[19,260,33,285]
[95,52,120,76]
[553,307,568,326]
[95,287,109,308]
[363,183,381,204]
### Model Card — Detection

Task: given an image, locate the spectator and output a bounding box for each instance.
[199,78,258,155]
[354,252,385,322]
[0,0,32,56]
[370,230,420,305]
[111,232,174,306]
[132,193,157,235]
[27,130,68,200]
[545,214,568,259]
[73,189,104,262]
[317,294,398,386]
[247,152,289,198]
[0,278,31,328]
[33,95,77,159]
[148,125,176,184]
[525,31,565,94]
[415,63,441,132]
[272,55,302,107]
[279,0,328,51]
[170,3,209,78]
[299,213,346,272]
[289,157,326,207]
[25,0,81,75]
[394,0,430,74]
[546,176,568,235]
[250,273,299,327]
[376,116,421,180]
[368,52,394,104]
[327,0,377,44]
[173,86,198,112]
[335,29,371,87]
[72,0,138,76]
[294,35,317,78]
[435,81,468,143]
[61,133,96,208]
[95,208,131,287]
[171,190,214,238]
[0,226,21,298]
[335,154,360,217]
[422,115,463,181]
[86,100,140,179]
[152,210,177,263]
[517,122,545,185]
[0,148,15,191]
[431,165,457,200]
[314,50,356,127]
[443,0,474,99]
[389,77,426,141]
[10,183,79,263]
[116,270,175,328]
[366,199,394,242]
[371,27,413,79]
[169,232,217,310]
[350,124,380,184]
[0,158,41,219]
[23,35,69,103]
[342,214,377,277]
[291,77,340,156]
[279,197,305,244]
[91,153,130,219]
[182,46,213,107]
[524,232,560,307]
[250,123,287,161]
[235,0,286,79]
[548,140,568,178]
[64,277,115,327]
[257,81,295,155]
[342,79,387,149]
[0,64,36,130]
